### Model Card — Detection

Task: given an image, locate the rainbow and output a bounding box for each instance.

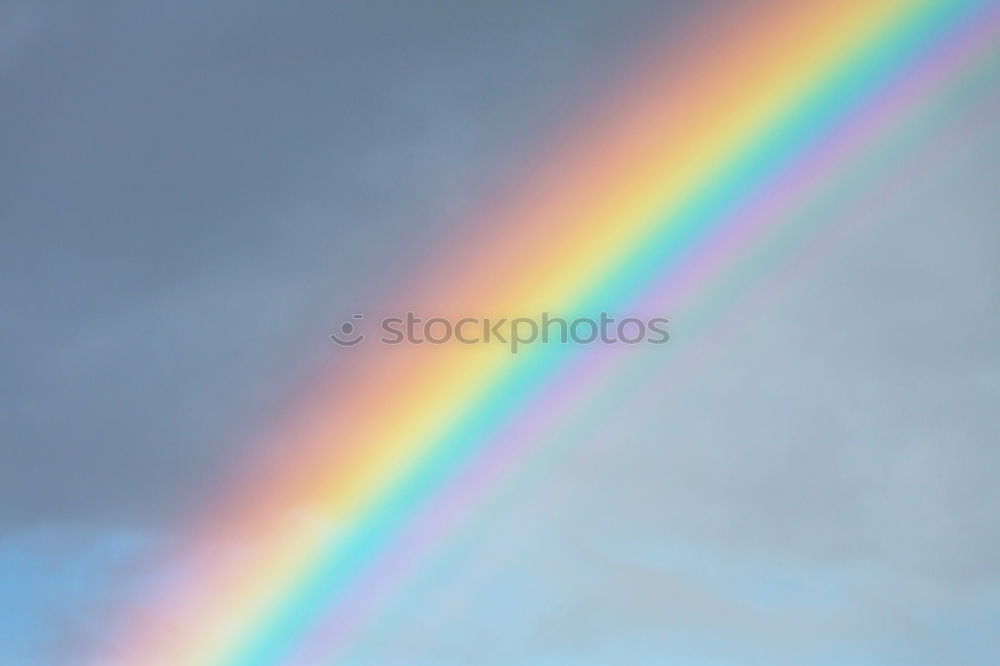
[110,0,1000,663]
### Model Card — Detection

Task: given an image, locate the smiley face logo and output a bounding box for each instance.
[330,314,366,346]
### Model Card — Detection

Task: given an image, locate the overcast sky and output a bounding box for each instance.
[1,1,998,664]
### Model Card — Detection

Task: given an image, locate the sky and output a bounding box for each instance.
[1,0,998,664]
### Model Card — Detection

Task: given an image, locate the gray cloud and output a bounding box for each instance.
[0,0,679,527]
